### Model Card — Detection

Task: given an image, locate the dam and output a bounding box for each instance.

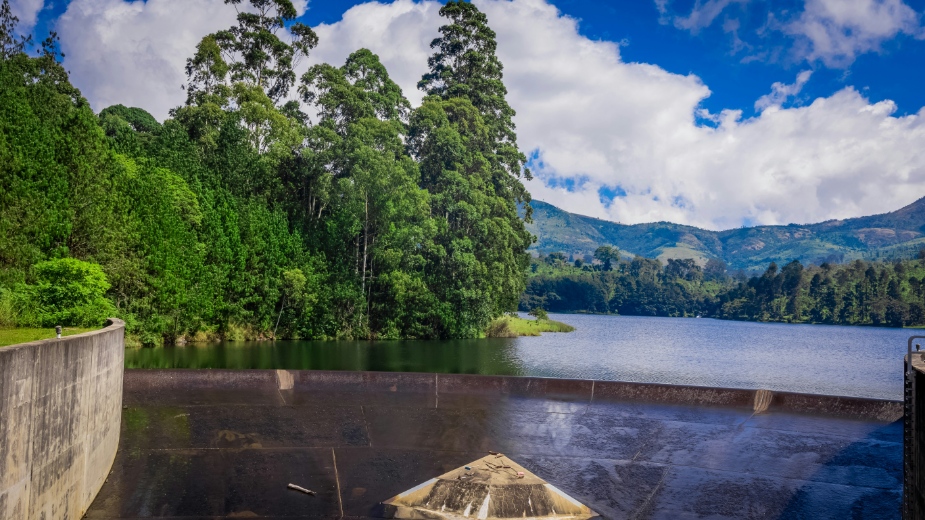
[86,370,901,519]
[1,324,907,519]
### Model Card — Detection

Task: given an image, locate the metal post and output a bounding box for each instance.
[908,336,925,378]
[55,325,62,339]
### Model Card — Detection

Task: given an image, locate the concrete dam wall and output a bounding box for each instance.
[0,319,124,520]
[905,337,925,520]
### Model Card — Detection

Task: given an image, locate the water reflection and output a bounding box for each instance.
[126,337,526,376]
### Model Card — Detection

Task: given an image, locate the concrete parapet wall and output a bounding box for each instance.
[0,319,125,520]
[123,368,902,422]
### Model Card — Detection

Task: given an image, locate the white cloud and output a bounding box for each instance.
[473,0,925,229]
[58,0,240,120]
[658,0,925,67]
[754,70,812,111]
[52,0,925,230]
[9,0,44,31]
[668,0,746,34]
[784,0,924,67]
[306,0,440,108]
[56,0,310,121]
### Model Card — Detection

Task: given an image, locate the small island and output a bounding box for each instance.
[486,310,575,338]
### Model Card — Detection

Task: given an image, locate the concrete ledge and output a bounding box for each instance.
[0,319,124,520]
[123,367,278,391]
[123,369,902,422]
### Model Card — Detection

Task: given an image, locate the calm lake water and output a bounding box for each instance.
[125,314,918,400]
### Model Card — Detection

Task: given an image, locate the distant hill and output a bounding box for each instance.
[525,197,925,271]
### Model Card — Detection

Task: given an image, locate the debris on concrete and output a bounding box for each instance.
[287,483,316,496]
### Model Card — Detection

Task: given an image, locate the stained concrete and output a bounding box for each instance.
[0,319,125,520]
[381,454,598,518]
[83,369,902,519]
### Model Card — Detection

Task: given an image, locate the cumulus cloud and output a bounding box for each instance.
[665,0,747,34]
[53,0,925,229]
[659,0,925,67]
[9,0,45,31]
[476,0,925,229]
[306,0,441,107]
[784,0,924,67]
[56,0,309,120]
[754,70,813,111]
[57,0,240,120]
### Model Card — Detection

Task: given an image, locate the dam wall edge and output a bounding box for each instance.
[0,319,125,520]
[123,368,901,422]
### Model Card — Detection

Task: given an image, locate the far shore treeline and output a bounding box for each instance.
[524,249,925,328]
[0,0,533,344]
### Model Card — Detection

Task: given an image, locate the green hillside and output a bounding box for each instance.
[526,198,925,271]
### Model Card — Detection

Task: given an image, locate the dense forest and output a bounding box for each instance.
[523,248,925,328]
[0,0,532,344]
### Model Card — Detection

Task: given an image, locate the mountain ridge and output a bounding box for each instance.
[525,197,925,271]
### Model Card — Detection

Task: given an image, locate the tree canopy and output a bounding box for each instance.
[0,0,535,344]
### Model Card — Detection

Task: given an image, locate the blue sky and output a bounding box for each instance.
[286,0,925,118]
[13,0,925,229]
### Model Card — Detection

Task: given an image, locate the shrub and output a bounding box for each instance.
[21,258,116,327]
[485,318,515,338]
[0,288,17,327]
[528,307,549,320]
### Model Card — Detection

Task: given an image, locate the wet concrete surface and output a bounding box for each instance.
[86,370,902,519]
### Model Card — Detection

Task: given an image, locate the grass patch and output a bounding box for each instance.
[0,327,96,347]
[485,316,575,338]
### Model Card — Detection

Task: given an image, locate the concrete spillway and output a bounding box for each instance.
[85,369,902,519]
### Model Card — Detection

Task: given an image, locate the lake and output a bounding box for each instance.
[125,313,918,400]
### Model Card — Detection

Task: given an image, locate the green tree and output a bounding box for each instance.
[176,0,315,153]
[299,49,437,338]
[18,258,116,327]
[274,267,306,337]
[594,246,620,271]
[0,24,124,284]
[665,258,701,281]
[414,2,534,334]
[545,252,567,266]
[0,0,31,59]
[704,258,728,281]
[409,95,530,337]
[418,0,531,202]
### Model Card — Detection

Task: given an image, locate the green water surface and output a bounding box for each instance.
[125,337,525,375]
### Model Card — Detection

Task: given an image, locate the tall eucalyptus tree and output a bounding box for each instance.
[412,0,534,335]
[299,49,437,338]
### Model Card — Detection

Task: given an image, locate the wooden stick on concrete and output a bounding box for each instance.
[288,483,317,496]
